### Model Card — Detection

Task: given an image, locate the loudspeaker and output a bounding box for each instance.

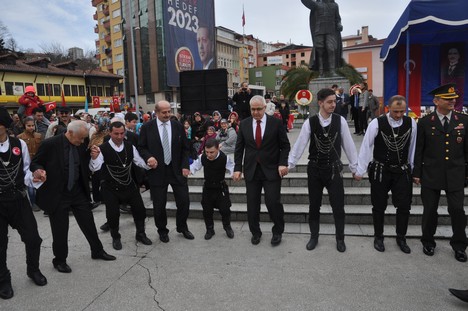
[180,69,228,117]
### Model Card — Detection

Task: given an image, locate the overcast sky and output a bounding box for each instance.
[2,0,411,53]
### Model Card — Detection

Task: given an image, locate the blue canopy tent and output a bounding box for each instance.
[380,0,468,115]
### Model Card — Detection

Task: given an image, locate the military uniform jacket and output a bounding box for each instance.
[413,111,468,191]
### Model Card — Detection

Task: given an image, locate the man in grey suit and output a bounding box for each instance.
[138,101,194,242]
[233,95,291,246]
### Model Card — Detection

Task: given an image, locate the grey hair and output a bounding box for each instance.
[250,95,266,107]
[67,120,88,134]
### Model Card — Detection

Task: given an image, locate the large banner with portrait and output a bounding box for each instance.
[441,43,465,112]
[163,0,216,87]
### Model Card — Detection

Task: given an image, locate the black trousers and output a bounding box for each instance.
[351,106,361,133]
[0,191,42,281]
[245,165,284,236]
[307,164,345,240]
[91,170,102,202]
[49,184,103,263]
[369,166,412,238]
[150,165,190,235]
[201,185,231,229]
[421,186,467,251]
[101,182,147,237]
[359,107,368,133]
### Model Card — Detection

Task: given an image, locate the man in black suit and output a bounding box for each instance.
[233,95,291,246]
[138,101,194,242]
[413,83,468,262]
[31,120,116,274]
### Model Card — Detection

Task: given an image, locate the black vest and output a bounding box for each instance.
[99,141,134,187]
[201,151,227,186]
[308,113,342,166]
[0,137,25,190]
[374,115,412,165]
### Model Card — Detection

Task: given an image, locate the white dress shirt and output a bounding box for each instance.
[89,139,150,172]
[190,152,235,177]
[356,113,417,177]
[288,112,358,173]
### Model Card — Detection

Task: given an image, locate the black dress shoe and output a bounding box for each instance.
[27,270,47,286]
[251,235,261,245]
[91,251,116,261]
[53,261,72,273]
[204,229,215,240]
[136,233,152,245]
[423,245,435,256]
[178,230,195,240]
[271,234,282,246]
[336,240,346,253]
[91,201,101,209]
[374,237,385,252]
[396,238,411,254]
[224,226,234,239]
[100,222,110,232]
[449,289,468,303]
[306,237,318,251]
[159,233,169,243]
[112,237,122,250]
[455,250,467,262]
[0,279,13,299]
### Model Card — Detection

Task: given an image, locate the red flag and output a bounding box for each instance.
[397,44,422,116]
[242,8,245,27]
[44,101,57,112]
[61,88,66,107]
[92,96,100,108]
[112,96,121,112]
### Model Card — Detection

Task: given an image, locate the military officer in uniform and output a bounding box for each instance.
[413,83,468,262]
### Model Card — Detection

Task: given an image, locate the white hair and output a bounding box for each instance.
[67,120,88,133]
[250,95,266,107]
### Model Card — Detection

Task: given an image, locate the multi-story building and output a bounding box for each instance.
[249,65,288,96]
[92,0,124,94]
[68,47,84,60]
[257,44,312,68]
[216,27,243,97]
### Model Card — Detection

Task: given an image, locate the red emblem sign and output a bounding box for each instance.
[12,147,21,156]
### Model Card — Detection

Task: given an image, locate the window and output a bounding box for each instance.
[100,18,105,25]
[286,54,289,59]
[301,52,305,57]
[45,84,52,96]
[117,68,124,76]
[113,24,121,33]
[53,84,61,96]
[255,71,262,78]
[114,39,122,47]
[112,0,118,3]
[102,46,106,54]
[90,86,97,96]
[97,87,103,96]
[112,9,121,18]
[63,84,71,96]
[291,53,296,58]
[36,83,45,96]
[71,85,78,96]
[115,53,123,62]
[105,87,112,96]
[78,86,85,96]
[255,82,264,86]
[263,57,267,61]
[4,82,13,95]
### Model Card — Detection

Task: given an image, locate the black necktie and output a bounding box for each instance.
[443,116,449,132]
[68,146,75,191]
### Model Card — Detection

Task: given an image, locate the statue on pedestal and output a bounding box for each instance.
[301,0,343,77]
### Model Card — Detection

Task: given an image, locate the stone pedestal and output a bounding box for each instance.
[306,77,350,116]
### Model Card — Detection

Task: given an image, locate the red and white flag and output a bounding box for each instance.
[242,7,245,27]
[44,101,57,112]
[61,88,66,107]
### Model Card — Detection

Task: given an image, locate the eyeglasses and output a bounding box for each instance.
[250,107,265,112]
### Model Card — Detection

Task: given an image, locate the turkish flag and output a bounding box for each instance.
[92,96,100,108]
[398,44,422,117]
[112,96,120,112]
[61,89,66,107]
[44,101,57,112]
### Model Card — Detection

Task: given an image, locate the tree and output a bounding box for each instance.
[280,60,364,100]
[0,20,12,54]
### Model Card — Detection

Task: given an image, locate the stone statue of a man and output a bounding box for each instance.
[301,0,343,77]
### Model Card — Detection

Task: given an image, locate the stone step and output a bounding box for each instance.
[188,172,369,187]
[141,197,466,226]
[145,186,466,206]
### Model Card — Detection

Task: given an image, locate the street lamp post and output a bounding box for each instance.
[127,0,139,115]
